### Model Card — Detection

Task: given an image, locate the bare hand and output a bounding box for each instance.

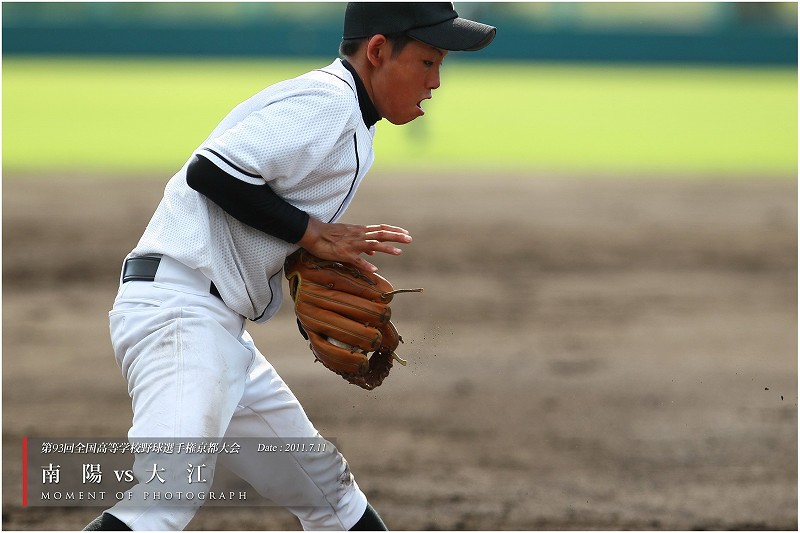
[297,218,412,273]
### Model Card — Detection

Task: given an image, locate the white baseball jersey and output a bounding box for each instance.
[132,59,376,322]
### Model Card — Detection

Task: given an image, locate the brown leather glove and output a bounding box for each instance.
[284,249,422,390]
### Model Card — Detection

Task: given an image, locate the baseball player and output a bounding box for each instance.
[84,3,494,531]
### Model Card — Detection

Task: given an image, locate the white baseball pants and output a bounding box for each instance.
[104,255,367,530]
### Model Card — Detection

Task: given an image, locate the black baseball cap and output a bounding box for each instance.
[343,2,496,52]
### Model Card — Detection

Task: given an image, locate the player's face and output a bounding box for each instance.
[371,39,448,125]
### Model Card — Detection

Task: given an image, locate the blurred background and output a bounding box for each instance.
[4,2,797,61]
[3,3,797,531]
[3,2,797,176]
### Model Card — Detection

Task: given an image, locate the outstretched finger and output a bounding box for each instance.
[364,224,410,235]
[365,229,413,244]
[361,240,404,256]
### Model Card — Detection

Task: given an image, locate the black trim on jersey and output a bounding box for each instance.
[329,134,360,223]
[254,267,284,322]
[186,154,309,244]
[201,148,263,180]
[316,60,381,128]
[340,59,381,128]
[314,70,353,92]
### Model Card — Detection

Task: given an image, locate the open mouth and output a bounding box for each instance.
[416,95,431,115]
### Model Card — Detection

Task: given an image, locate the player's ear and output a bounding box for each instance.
[365,35,389,68]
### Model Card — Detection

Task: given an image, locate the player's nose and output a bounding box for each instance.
[427,67,441,90]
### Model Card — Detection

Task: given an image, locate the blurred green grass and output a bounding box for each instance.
[3,57,797,177]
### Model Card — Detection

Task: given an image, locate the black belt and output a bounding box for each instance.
[122,256,221,299]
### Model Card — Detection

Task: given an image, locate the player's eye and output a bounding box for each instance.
[423,60,434,67]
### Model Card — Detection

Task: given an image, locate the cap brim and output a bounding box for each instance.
[407,17,496,52]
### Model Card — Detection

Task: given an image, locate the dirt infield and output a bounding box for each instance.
[3,174,797,530]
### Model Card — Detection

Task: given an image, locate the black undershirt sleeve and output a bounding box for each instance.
[185,154,310,244]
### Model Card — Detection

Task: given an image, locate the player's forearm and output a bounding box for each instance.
[186,154,310,243]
